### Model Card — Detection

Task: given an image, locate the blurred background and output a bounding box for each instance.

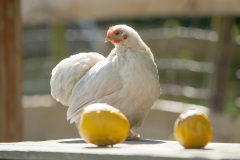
[1,0,240,143]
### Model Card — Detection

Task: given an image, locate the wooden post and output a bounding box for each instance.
[0,0,23,142]
[209,17,234,112]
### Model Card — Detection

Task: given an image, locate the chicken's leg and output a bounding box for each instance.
[126,129,140,140]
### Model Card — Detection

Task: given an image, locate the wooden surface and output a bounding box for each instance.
[0,139,240,160]
[22,0,240,23]
[0,0,23,142]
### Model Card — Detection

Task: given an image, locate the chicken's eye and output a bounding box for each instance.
[115,31,120,36]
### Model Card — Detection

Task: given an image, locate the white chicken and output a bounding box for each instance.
[50,24,161,139]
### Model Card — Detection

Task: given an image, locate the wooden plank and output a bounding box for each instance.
[22,0,240,23]
[0,0,23,142]
[0,139,240,160]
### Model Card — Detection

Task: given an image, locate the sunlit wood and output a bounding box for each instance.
[22,0,240,24]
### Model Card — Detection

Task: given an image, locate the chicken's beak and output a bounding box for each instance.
[104,36,111,43]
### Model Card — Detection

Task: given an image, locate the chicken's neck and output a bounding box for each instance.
[107,41,154,62]
[107,45,157,78]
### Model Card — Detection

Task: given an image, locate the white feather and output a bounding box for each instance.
[50,52,105,106]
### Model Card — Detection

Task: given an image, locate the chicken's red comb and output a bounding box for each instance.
[107,26,114,36]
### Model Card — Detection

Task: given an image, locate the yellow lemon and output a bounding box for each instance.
[174,109,212,148]
[79,103,130,146]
